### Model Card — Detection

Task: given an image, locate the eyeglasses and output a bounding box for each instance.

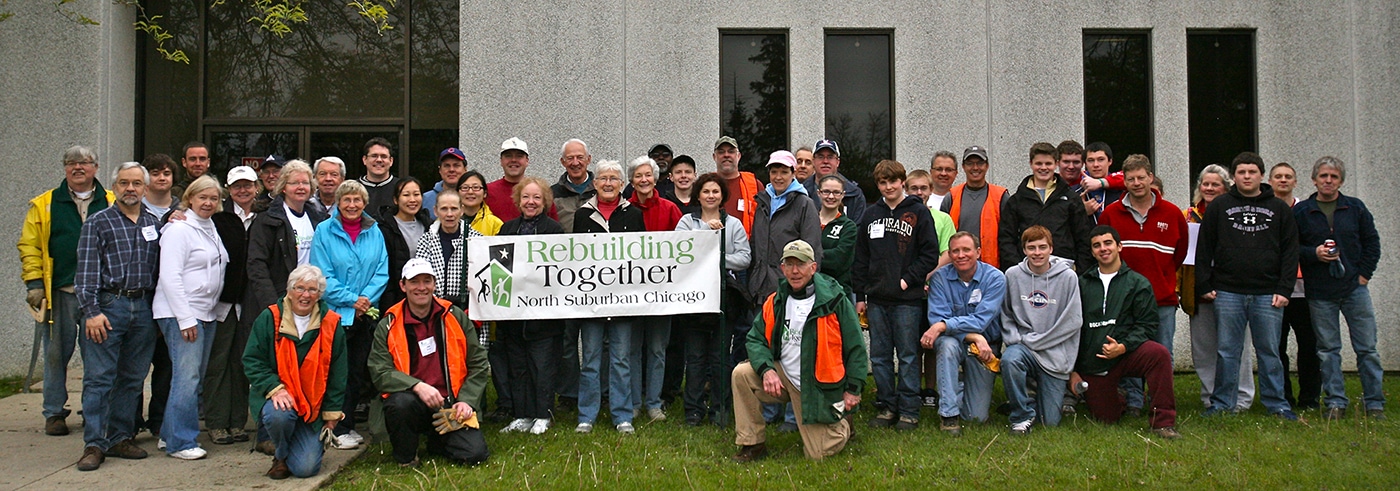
[817,190,843,196]
[292,286,321,295]
[597,176,622,182]
[459,185,484,192]
[64,160,95,167]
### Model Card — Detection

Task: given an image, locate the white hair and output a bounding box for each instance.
[314,157,346,177]
[286,264,327,294]
[561,138,589,155]
[627,156,658,181]
[595,159,623,178]
[65,145,98,166]
[110,161,150,187]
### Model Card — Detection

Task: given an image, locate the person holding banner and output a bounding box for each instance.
[572,159,645,434]
[496,177,566,434]
[675,173,751,427]
[627,156,684,423]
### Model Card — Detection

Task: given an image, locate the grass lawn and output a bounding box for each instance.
[328,374,1397,489]
[0,376,25,399]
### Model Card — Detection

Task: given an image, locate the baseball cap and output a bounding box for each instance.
[501,137,529,155]
[963,146,989,162]
[713,136,739,152]
[814,139,840,156]
[781,240,815,263]
[440,147,467,161]
[670,154,696,169]
[261,155,286,170]
[401,257,436,281]
[767,150,796,169]
[226,166,258,185]
[649,143,673,155]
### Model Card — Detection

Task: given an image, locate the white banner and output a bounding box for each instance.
[466,230,723,321]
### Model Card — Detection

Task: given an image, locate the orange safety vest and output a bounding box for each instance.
[270,304,340,423]
[759,293,845,384]
[382,298,468,400]
[731,172,760,235]
[948,183,1007,267]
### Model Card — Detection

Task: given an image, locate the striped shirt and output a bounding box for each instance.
[75,205,161,319]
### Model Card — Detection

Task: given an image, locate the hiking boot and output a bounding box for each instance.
[1151,426,1182,439]
[255,440,276,455]
[1009,419,1033,436]
[940,416,962,437]
[1366,409,1386,420]
[266,458,291,479]
[868,409,897,428]
[1324,407,1346,421]
[229,427,250,442]
[894,416,919,431]
[77,446,104,471]
[732,443,767,463]
[209,428,234,445]
[105,439,148,459]
[776,422,798,433]
[45,415,69,436]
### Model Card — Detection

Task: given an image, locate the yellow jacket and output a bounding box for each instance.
[469,204,503,237]
[17,188,116,308]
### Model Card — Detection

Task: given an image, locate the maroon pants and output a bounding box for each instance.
[1082,340,1176,429]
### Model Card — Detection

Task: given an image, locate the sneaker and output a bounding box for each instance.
[647,408,667,422]
[894,416,919,431]
[77,446,104,471]
[868,409,897,428]
[266,458,291,479]
[501,418,534,433]
[940,416,963,437]
[616,422,635,434]
[1151,426,1182,439]
[529,418,552,435]
[229,427,250,442]
[776,422,798,433]
[168,447,208,460]
[731,443,767,463]
[1272,409,1299,421]
[575,423,593,434]
[333,433,360,449]
[209,428,234,445]
[1124,406,1143,418]
[105,439,148,459]
[45,415,69,436]
[255,440,276,456]
[157,438,167,450]
[343,430,365,445]
[1366,409,1386,420]
[1324,407,1346,421]
[1009,420,1033,436]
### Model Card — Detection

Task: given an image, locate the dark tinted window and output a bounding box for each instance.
[136,0,200,159]
[1188,30,1256,189]
[1083,31,1152,169]
[409,0,460,185]
[720,31,789,175]
[825,32,893,199]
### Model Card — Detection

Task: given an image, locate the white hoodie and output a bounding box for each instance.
[154,215,228,328]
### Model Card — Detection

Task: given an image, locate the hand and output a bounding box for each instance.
[971,336,993,363]
[26,288,44,310]
[413,382,445,409]
[1272,294,1290,309]
[1096,335,1125,359]
[843,392,861,412]
[181,326,198,342]
[270,387,296,412]
[1069,372,1085,395]
[453,401,474,422]
[761,370,783,398]
[707,219,724,230]
[1202,290,1217,301]
[920,322,947,349]
[85,314,112,344]
[1082,194,1102,215]
[324,418,338,431]
[1315,244,1339,262]
[1083,177,1104,192]
[900,279,909,291]
[167,209,187,222]
[354,297,371,316]
[1359,276,1369,286]
[855,301,866,315]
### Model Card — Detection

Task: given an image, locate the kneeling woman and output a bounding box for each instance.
[242,265,347,479]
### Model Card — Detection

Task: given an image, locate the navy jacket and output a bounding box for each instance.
[1294,193,1380,300]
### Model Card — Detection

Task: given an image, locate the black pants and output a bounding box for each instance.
[338,315,375,434]
[661,329,686,404]
[204,311,252,431]
[556,321,580,402]
[681,314,732,422]
[487,323,512,413]
[382,391,489,465]
[500,321,560,419]
[1280,299,1321,408]
[143,332,172,434]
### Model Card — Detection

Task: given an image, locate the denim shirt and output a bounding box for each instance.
[927,260,1006,344]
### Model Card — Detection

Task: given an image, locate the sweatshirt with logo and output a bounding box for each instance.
[1075,265,1157,375]
[853,194,941,306]
[1193,183,1299,298]
[1001,255,1082,380]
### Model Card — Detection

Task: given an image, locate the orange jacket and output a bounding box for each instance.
[948,183,1007,267]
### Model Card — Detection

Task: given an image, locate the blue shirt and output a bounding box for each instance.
[926,260,1006,344]
[75,205,161,319]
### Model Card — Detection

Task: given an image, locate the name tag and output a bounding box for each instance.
[736,200,745,212]
[969,289,982,304]
[869,223,885,239]
[418,337,437,357]
[141,225,159,242]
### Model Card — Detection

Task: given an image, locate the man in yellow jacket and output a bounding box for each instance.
[17,145,114,436]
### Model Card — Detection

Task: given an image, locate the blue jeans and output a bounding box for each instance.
[1002,344,1066,426]
[1190,302,1254,409]
[1211,291,1288,413]
[158,317,216,453]
[1310,285,1385,410]
[630,316,671,411]
[45,290,83,419]
[78,293,158,449]
[866,303,922,419]
[261,401,323,478]
[934,335,995,421]
[578,317,633,425]
[1121,305,1179,409]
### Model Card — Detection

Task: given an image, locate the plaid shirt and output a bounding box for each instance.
[76,205,161,319]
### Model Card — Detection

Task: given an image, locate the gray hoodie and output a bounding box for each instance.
[1001,255,1082,380]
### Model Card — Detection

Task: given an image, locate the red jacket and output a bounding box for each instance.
[1099,191,1189,306]
[629,192,682,232]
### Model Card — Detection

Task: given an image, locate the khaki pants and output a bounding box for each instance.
[732,363,850,460]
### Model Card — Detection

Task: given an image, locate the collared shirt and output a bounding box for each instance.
[75,205,161,319]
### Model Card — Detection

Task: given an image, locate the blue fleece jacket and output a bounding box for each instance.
[927,261,1006,344]
[310,214,389,325]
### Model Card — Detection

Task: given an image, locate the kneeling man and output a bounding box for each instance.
[1001,226,1082,435]
[1071,226,1179,438]
[921,231,1006,436]
[370,258,490,467]
[732,240,867,461]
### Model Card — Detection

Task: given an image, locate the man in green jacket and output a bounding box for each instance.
[1071,226,1179,439]
[732,240,867,462]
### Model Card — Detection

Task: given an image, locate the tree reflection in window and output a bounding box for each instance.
[1083,31,1152,171]
[721,32,789,176]
[825,32,892,201]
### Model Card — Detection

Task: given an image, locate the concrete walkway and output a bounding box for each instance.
[0,374,363,491]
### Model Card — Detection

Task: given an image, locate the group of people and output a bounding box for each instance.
[16,133,1381,473]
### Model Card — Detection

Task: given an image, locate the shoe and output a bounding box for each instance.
[255,440,276,456]
[1151,426,1182,439]
[894,416,919,431]
[868,409,897,428]
[647,408,667,422]
[1272,410,1299,421]
[105,439,148,459]
[157,438,167,450]
[333,433,360,449]
[487,408,513,423]
[1010,420,1033,436]
[1061,403,1077,415]
[210,428,234,445]
[557,397,578,412]
[1366,409,1386,420]
[45,415,69,436]
[1200,407,1231,418]
[229,427,250,442]
[168,447,208,460]
[685,414,704,427]
[354,402,370,423]
[397,458,421,469]
[940,416,962,437]
[616,422,635,434]
[732,443,767,463]
[776,422,798,433]
[529,418,551,435]
[1324,407,1346,421]
[77,446,104,471]
[575,423,593,434]
[343,430,365,445]
[266,458,291,479]
[501,418,533,433]
[1124,406,1143,418]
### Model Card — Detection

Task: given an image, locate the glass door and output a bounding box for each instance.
[206,127,301,178]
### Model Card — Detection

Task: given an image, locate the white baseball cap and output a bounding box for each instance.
[401,258,436,281]
[501,137,529,155]
[226,166,258,185]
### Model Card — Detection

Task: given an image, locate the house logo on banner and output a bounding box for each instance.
[466,230,723,321]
